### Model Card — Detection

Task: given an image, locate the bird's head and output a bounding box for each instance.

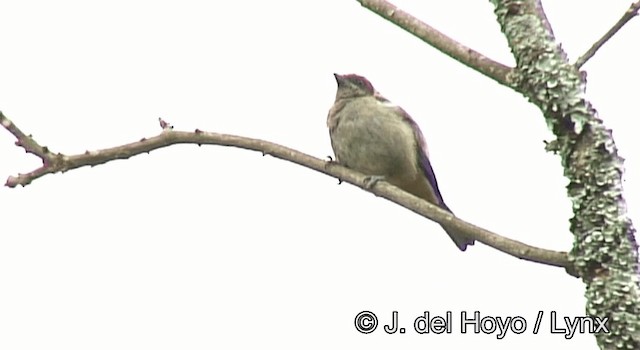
[333,73,376,100]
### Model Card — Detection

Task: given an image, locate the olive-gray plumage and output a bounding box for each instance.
[327,73,474,251]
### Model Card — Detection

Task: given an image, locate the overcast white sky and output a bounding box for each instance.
[1,1,638,349]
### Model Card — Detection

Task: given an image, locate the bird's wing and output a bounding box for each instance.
[392,105,451,212]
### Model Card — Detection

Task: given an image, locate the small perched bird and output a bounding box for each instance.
[327,73,474,251]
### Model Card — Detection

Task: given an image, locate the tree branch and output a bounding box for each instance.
[531,0,555,39]
[491,0,640,348]
[1,111,573,274]
[357,0,513,87]
[574,1,640,68]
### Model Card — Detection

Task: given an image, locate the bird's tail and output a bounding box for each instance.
[441,224,475,252]
[436,202,475,252]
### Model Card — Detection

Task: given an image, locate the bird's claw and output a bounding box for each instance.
[324,155,337,170]
[363,175,385,189]
[324,156,343,184]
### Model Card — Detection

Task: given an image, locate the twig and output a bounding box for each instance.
[574,1,640,68]
[1,111,574,274]
[357,0,513,87]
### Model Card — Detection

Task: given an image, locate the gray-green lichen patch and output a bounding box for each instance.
[491,0,640,348]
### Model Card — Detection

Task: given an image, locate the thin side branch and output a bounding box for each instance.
[1,112,573,274]
[574,1,640,68]
[357,0,513,87]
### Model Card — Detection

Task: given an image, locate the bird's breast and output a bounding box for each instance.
[329,99,420,179]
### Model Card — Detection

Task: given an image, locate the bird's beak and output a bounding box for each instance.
[333,73,345,86]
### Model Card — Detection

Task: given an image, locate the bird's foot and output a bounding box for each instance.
[324,156,343,184]
[363,175,385,189]
[324,155,338,169]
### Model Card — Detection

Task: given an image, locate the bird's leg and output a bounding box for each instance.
[362,175,386,189]
[324,156,344,184]
[324,155,339,169]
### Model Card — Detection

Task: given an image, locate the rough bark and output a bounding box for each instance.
[490,1,640,348]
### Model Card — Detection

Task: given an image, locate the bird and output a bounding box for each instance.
[327,73,474,251]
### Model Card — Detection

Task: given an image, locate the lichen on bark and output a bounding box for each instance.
[491,0,640,348]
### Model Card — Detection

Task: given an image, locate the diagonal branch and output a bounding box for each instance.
[574,1,640,68]
[1,111,573,274]
[357,0,513,87]
[532,0,555,38]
